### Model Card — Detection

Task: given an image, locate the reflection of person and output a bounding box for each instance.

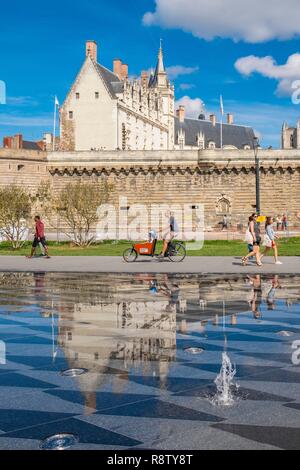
[158,212,179,259]
[266,275,281,310]
[247,275,262,319]
[27,216,50,259]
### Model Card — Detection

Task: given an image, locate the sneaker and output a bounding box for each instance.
[275,261,283,265]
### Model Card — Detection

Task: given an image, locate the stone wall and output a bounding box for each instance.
[0,148,48,193]
[47,149,300,233]
[1,147,300,235]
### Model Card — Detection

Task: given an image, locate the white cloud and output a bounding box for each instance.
[179,83,195,90]
[0,114,53,127]
[175,96,205,118]
[143,0,300,43]
[235,53,300,96]
[6,96,39,107]
[166,65,199,80]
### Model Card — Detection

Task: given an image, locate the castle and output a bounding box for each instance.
[282,120,300,149]
[59,40,255,152]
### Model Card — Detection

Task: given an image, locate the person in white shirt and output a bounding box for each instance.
[261,216,282,265]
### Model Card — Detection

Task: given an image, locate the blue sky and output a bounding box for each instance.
[1,0,300,148]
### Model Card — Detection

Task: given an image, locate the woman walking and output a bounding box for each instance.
[261,217,282,265]
[242,214,262,267]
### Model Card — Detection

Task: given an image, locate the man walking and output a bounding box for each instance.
[27,216,50,259]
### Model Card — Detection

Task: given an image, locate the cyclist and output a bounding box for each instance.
[157,211,179,259]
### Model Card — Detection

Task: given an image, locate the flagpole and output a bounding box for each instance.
[220,94,223,150]
[221,115,223,150]
[53,96,57,152]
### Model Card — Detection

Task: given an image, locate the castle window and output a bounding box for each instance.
[290,135,294,147]
[208,141,215,149]
[69,111,73,119]
[95,92,99,99]
[75,93,80,100]
[17,164,24,171]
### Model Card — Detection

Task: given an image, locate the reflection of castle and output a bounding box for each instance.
[57,296,177,412]
[58,300,177,369]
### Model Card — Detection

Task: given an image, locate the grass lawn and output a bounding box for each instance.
[0,238,299,256]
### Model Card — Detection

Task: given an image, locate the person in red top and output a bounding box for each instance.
[27,216,50,259]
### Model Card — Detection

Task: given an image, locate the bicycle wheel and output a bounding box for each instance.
[123,248,138,263]
[168,242,186,262]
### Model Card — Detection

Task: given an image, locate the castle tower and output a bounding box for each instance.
[149,41,175,149]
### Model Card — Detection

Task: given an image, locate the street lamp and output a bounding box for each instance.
[253,136,260,216]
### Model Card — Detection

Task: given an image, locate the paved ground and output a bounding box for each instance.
[0,273,300,450]
[0,256,299,274]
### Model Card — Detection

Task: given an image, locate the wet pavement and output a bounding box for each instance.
[0,272,300,450]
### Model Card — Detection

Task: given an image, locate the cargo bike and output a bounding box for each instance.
[123,231,186,263]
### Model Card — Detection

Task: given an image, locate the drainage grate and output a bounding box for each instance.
[184,347,205,354]
[40,433,79,450]
[60,368,88,377]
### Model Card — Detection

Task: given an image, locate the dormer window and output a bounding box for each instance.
[208,141,215,149]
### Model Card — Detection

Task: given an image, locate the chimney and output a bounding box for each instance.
[176,105,185,123]
[141,70,148,88]
[3,136,12,148]
[209,114,216,127]
[227,113,234,125]
[14,134,23,149]
[86,40,97,62]
[113,59,123,80]
[121,63,128,80]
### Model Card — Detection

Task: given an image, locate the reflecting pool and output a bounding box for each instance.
[0,272,300,450]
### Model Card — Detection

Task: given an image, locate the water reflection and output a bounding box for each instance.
[1,272,300,413]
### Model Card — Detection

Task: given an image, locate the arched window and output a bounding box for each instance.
[216,196,231,215]
[208,141,215,149]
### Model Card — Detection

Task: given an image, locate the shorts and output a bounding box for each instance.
[32,237,47,248]
[253,237,261,246]
[163,231,177,242]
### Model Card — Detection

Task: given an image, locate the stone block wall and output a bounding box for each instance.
[0,148,300,237]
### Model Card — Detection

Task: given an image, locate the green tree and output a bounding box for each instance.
[0,185,31,249]
[53,181,112,246]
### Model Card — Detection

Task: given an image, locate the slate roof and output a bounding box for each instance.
[95,63,124,98]
[175,116,255,149]
[22,141,43,151]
